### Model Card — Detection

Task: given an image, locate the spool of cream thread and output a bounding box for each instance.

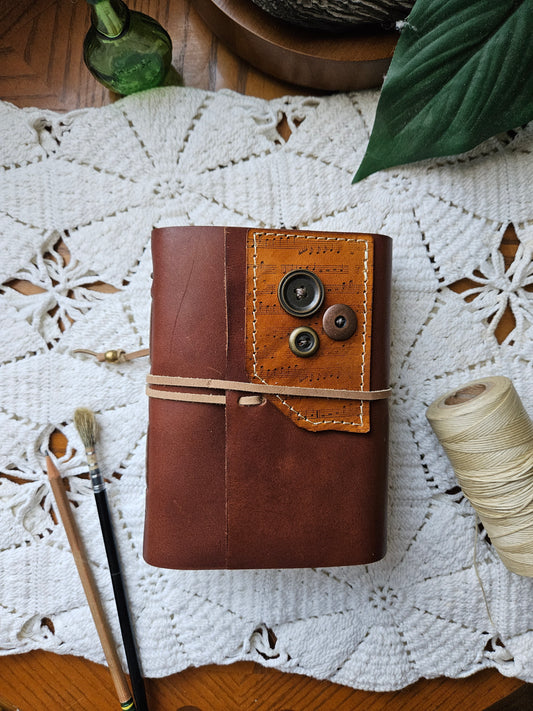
[426,375,533,577]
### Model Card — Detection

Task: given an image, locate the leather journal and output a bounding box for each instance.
[143,226,392,569]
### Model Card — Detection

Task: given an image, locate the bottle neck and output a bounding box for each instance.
[89,0,128,38]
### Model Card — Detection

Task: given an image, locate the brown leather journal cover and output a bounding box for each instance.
[144,226,391,569]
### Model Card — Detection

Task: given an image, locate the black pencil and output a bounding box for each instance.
[74,408,148,711]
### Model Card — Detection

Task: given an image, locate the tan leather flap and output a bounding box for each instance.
[245,229,375,433]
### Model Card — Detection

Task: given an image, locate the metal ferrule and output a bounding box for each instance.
[86,449,106,493]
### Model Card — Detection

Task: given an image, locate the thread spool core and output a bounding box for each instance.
[445,383,486,406]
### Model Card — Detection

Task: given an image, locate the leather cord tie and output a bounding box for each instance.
[146,374,392,405]
[73,348,150,363]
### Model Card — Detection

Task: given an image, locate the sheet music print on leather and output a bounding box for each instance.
[245,230,374,433]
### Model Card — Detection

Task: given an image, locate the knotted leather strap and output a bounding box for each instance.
[74,348,150,363]
[146,374,392,404]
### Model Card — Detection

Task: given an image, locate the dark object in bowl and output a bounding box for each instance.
[190,0,399,90]
[250,0,415,31]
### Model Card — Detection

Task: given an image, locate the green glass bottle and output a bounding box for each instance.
[83,0,173,95]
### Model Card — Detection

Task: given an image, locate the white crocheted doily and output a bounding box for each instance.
[1,86,533,690]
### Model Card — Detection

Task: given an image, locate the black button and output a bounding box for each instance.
[278,270,325,318]
[322,304,357,341]
[289,326,320,357]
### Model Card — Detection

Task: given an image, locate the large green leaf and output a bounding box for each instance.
[353,0,533,182]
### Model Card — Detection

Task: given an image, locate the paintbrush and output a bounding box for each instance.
[0,693,20,711]
[0,699,19,711]
[74,408,148,711]
[45,456,135,711]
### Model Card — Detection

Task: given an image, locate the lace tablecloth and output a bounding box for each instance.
[1,86,533,690]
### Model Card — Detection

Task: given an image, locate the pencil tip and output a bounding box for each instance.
[74,407,98,449]
[45,455,60,479]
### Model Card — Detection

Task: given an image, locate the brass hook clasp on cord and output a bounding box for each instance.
[73,348,150,363]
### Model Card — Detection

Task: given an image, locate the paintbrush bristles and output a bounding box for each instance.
[75,407,103,492]
[74,407,99,451]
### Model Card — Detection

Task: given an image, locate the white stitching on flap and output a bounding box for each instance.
[250,231,369,427]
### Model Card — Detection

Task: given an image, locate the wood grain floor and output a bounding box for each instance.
[0,1,531,709]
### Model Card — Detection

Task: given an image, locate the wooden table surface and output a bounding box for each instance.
[0,1,531,709]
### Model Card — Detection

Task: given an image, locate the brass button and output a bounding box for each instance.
[289,326,320,357]
[278,269,325,317]
[322,304,357,341]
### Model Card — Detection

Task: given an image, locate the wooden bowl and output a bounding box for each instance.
[190,0,398,91]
